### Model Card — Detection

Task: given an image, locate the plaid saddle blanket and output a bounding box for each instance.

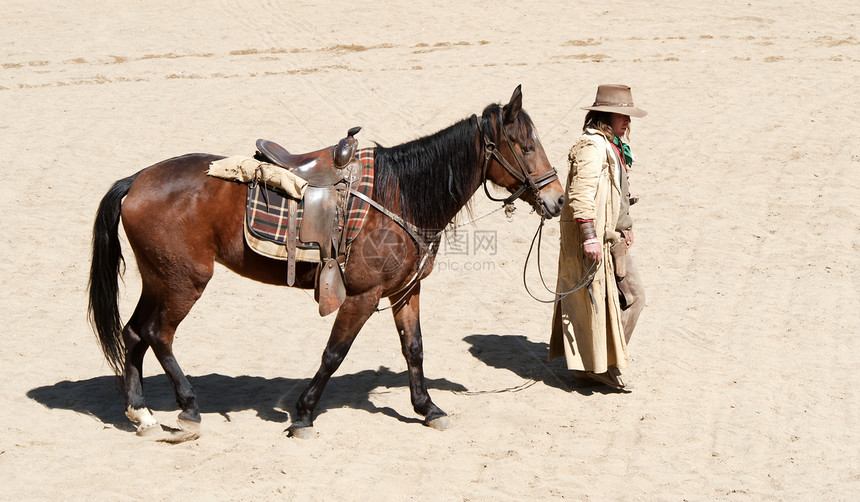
[244,148,375,262]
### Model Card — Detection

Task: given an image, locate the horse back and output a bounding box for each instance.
[121,154,245,263]
[117,152,425,296]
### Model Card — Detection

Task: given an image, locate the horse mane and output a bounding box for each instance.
[373,103,535,231]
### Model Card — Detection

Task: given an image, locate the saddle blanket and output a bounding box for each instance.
[242,148,375,262]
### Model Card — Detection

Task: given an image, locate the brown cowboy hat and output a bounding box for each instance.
[581,84,647,118]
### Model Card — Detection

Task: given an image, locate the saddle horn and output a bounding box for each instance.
[334,126,361,169]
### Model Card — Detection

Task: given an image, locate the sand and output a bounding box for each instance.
[1,1,858,500]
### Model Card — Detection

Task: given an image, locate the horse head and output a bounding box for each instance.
[479,85,565,218]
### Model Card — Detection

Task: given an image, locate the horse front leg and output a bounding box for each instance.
[391,285,451,430]
[289,291,378,438]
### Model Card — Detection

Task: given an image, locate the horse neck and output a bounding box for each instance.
[374,120,484,232]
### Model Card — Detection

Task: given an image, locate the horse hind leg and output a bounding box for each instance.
[122,297,159,435]
[122,292,192,437]
[124,354,159,436]
[117,294,193,439]
[132,266,212,441]
[148,302,206,441]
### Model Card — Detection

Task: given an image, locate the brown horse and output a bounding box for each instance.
[88,86,564,440]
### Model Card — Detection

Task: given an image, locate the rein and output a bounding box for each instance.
[522,217,598,304]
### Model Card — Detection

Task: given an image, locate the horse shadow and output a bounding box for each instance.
[462,333,620,395]
[26,367,467,430]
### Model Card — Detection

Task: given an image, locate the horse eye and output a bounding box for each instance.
[521,144,535,154]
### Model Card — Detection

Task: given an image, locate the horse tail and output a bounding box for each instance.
[87,172,141,379]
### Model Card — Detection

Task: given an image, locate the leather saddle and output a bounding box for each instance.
[255,126,362,316]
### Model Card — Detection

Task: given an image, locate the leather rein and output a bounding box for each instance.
[522,217,598,304]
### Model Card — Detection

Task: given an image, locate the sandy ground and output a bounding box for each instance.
[1,1,858,500]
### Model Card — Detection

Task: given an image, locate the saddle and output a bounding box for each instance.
[254,126,362,316]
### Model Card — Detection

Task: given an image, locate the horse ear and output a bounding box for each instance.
[503,85,523,124]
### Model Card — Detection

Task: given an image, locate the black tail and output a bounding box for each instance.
[87,172,141,379]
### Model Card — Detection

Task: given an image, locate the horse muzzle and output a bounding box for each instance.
[538,192,564,218]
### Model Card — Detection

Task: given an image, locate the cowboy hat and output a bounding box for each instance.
[581,84,647,118]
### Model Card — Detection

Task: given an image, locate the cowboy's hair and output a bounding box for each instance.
[583,111,630,141]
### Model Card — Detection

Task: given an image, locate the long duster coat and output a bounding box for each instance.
[549,128,628,373]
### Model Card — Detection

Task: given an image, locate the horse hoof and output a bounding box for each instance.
[160,429,200,444]
[177,416,201,433]
[155,418,201,444]
[287,425,316,439]
[135,422,161,437]
[127,406,159,436]
[426,416,452,431]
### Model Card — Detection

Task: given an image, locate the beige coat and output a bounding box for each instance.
[549,128,628,372]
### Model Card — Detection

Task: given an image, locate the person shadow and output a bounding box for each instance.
[26,367,467,432]
[462,333,621,395]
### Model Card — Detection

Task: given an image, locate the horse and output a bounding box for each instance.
[88,85,564,440]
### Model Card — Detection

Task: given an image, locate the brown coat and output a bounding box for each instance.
[549,129,628,372]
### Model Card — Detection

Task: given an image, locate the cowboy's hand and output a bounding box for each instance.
[583,240,602,262]
[623,229,634,247]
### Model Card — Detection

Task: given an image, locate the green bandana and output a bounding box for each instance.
[612,137,633,167]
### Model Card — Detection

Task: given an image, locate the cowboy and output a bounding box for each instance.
[549,84,647,391]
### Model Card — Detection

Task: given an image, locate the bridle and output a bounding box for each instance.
[475,113,559,217]
[475,111,598,304]
[363,110,583,312]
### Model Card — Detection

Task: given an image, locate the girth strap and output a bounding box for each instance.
[347,189,442,313]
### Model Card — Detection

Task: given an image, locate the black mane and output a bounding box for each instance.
[372,115,481,231]
[372,102,537,231]
[374,103,531,232]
